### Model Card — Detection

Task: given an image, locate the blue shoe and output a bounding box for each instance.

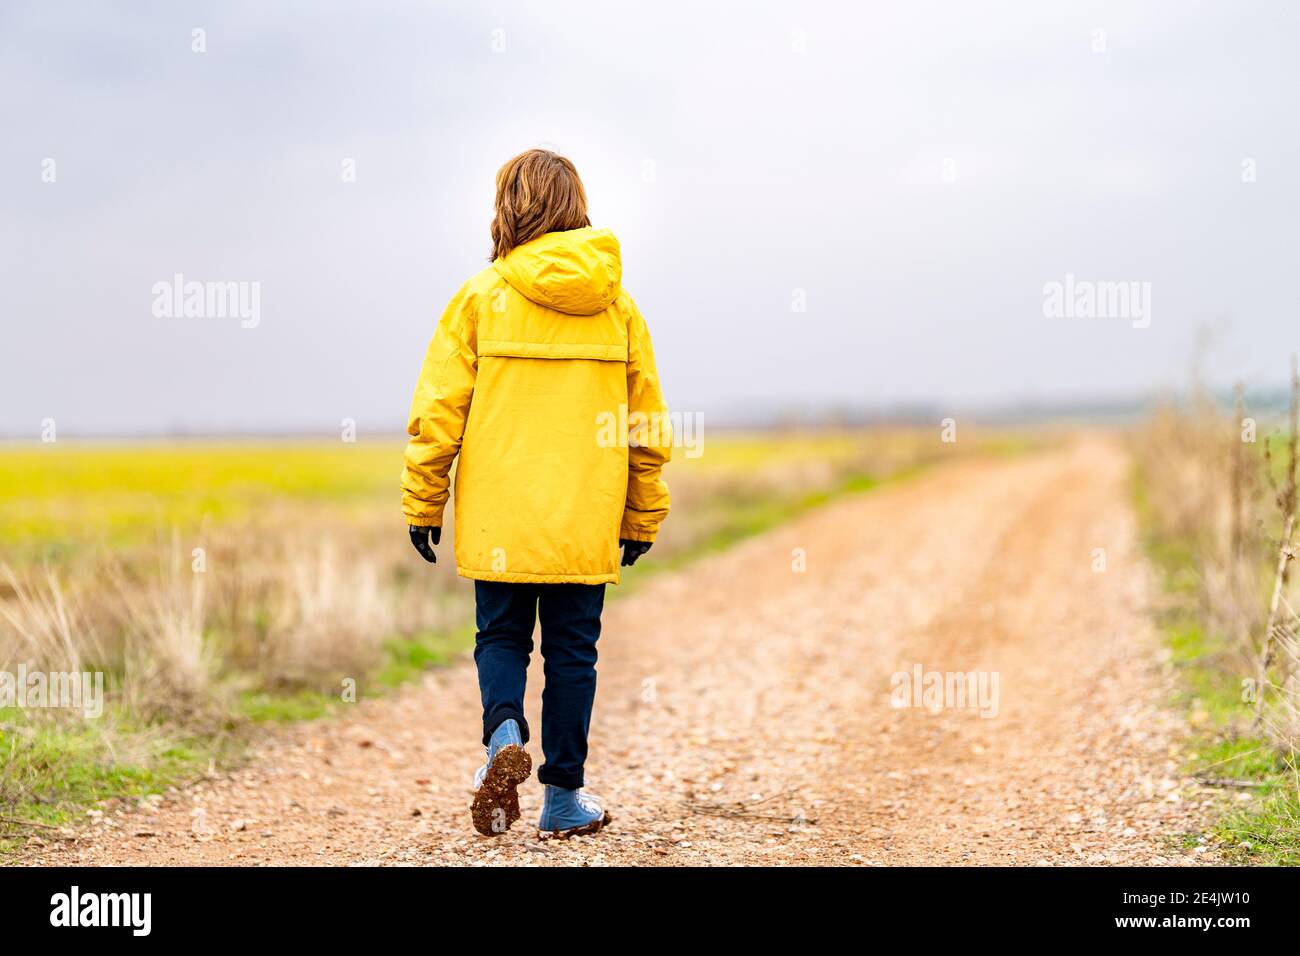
[470,719,531,836]
[537,784,611,840]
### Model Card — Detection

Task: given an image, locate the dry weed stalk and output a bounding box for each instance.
[1254,357,1300,730]
[115,534,215,721]
[0,564,102,675]
[266,541,390,686]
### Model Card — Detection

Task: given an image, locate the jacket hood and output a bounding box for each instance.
[493,227,622,316]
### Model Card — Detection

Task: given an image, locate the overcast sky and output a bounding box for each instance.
[2,0,1297,436]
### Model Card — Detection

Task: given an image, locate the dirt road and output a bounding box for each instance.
[29,440,1219,865]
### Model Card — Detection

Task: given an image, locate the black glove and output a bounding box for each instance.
[409,525,441,563]
[619,539,652,567]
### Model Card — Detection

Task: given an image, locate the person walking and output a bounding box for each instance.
[402,148,672,838]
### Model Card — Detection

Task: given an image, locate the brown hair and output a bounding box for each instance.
[489,149,591,260]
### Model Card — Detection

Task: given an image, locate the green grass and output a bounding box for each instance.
[1218,790,1300,863]
[231,628,480,723]
[236,689,338,724]
[374,628,475,687]
[0,706,237,854]
[1133,464,1300,865]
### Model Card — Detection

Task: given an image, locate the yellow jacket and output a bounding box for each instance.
[402,227,672,584]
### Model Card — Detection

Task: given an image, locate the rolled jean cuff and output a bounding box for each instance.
[483,709,529,747]
[537,766,584,790]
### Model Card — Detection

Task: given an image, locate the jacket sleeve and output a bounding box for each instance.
[621,299,672,542]
[401,285,478,527]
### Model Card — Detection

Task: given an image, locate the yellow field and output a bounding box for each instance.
[0,441,401,549]
[0,429,936,554]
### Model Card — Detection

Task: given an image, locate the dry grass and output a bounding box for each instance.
[1135,365,1300,749]
[113,537,217,723]
[0,564,101,677]
[266,543,392,688]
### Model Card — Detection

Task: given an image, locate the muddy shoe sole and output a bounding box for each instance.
[538,811,612,841]
[470,744,532,836]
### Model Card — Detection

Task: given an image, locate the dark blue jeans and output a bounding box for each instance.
[473,580,605,790]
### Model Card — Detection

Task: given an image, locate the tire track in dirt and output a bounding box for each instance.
[26,438,1218,866]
